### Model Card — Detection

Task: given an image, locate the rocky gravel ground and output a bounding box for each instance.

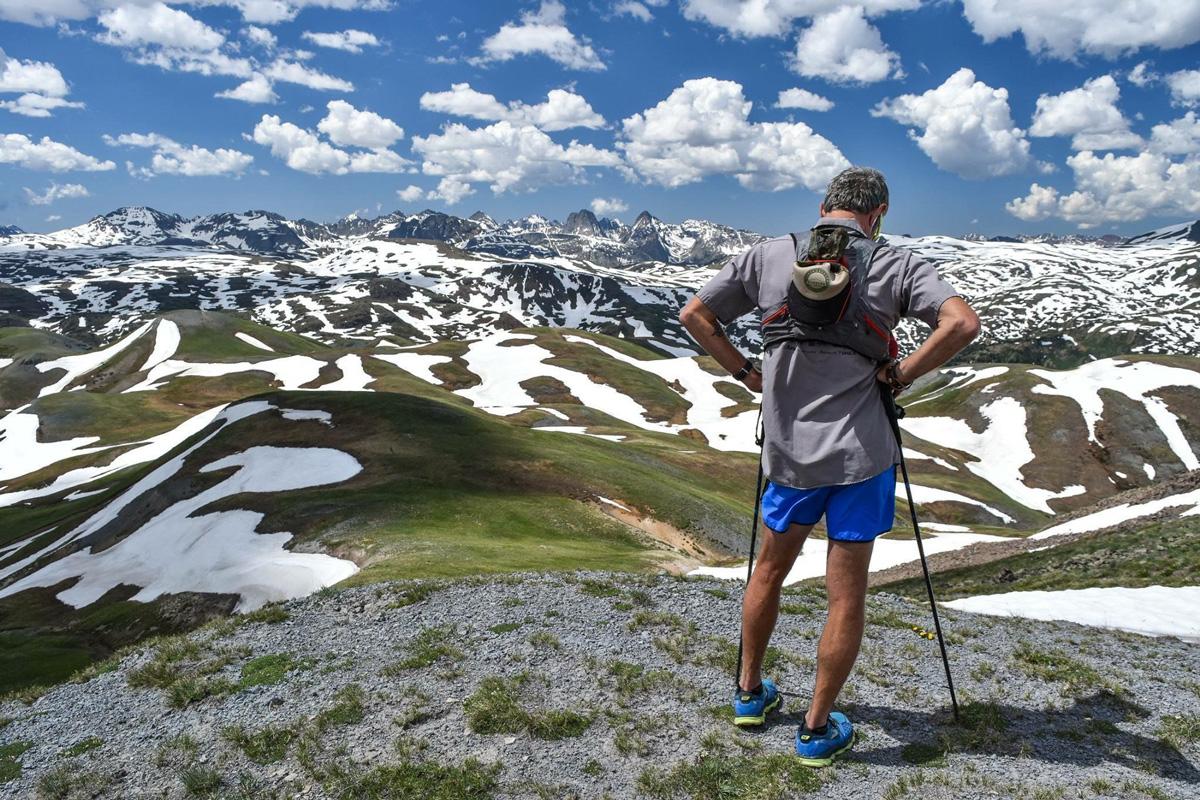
[1,572,1198,799]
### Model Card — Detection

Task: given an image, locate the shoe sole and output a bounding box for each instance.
[795,730,855,768]
[732,693,782,727]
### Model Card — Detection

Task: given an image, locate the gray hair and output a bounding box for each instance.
[821,167,889,214]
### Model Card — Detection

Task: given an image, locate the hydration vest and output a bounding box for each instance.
[760,223,900,362]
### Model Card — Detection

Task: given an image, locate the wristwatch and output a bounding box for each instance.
[732,359,759,383]
[884,359,913,393]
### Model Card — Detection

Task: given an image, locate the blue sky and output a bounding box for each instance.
[2,0,1199,236]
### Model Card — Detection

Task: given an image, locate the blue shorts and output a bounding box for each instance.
[760,467,896,542]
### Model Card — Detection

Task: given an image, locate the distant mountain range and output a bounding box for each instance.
[1,206,1199,364]
[0,206,766,267]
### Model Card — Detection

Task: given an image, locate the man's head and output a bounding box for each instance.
[819,167,889,239]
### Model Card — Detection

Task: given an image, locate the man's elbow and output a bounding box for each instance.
[678,299,706,328]
[954,308,981,343]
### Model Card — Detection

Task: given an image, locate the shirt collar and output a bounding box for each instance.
[811,217,867,237]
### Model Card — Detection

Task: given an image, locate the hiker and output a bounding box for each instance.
[678,167,980,766]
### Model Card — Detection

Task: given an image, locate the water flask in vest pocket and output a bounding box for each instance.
[787,226,852,327]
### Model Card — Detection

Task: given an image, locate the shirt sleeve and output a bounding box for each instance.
[695,246,758,324]
[899,252,960,329]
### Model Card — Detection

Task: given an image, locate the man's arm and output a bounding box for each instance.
[878,296,980,390]
[679,296,762,393]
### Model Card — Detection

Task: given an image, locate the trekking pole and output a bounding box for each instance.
[879,382,961,723]
[734,411,767,690]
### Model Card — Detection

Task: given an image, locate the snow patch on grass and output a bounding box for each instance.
[945,585,1200,641]
[903,483,1016,524]
[692,529,1008,585]
[1031,488,1200,540]
[36,321,153,397]
[0,443,362,611]
[1031,359,1200,470]
[372,352,451,385]
[316,355,374,391]
[235,331,274,351]
[901,397,1084,513]
[139,319,180,372]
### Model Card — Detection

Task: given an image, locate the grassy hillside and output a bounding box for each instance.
[0,387,758,695]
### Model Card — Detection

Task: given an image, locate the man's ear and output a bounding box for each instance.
[818,203,827,217]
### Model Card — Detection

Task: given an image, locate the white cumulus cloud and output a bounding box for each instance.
[23,181,88,205]
[244,26,276,50]
[97,2,224,51]
[396,185,425,203]
[419,83,605,131]
[191,0,390,26]
[317,99,403,149]
[475,0,605,71]
[776,87,834,111]
[0,133,115,171]
[216,73,277,104]
[301,29,380,53]
[1029,75,1141,151]
[618,77,848,191]
[791,6,903,84]
[679,0,917,37]
[263,59,353,92]
[1166,69,1200,108]
[1150,112,1200,156]
[872,68,1031,179]
[1006,150,1200,225]
[960,0,1200,59]
[251,113,409,174]
[104,131,254,176]
[0,41,85,116]
[412,120,621,201]
[614,1,652,22]
[590,197,627,216]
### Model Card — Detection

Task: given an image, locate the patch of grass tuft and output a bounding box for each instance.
[1158,714,1200,749]
[179,765,223,796]
[0,740,32,783]
[579,579,621,598]
[1012,643,1120,697]
[60,736,103,758]
[221,724,295,764]
[316,683,365,730]
[238,652,297,689]
[637,753,823,799]
[464,674,592,740]
[383,626,464,673]
[36,763,113,799]
[331,758,499,800]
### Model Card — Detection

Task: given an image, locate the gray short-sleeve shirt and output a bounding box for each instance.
[695,218,961,489]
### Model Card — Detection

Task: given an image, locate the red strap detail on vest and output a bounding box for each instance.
[863,314,888,340]
[762,306,788,325]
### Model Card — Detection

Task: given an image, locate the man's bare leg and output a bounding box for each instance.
[738,522,812,691]
[805,539,874,728]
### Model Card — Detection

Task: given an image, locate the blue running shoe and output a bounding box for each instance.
[794,711,854,766]
[731,678,782,727]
